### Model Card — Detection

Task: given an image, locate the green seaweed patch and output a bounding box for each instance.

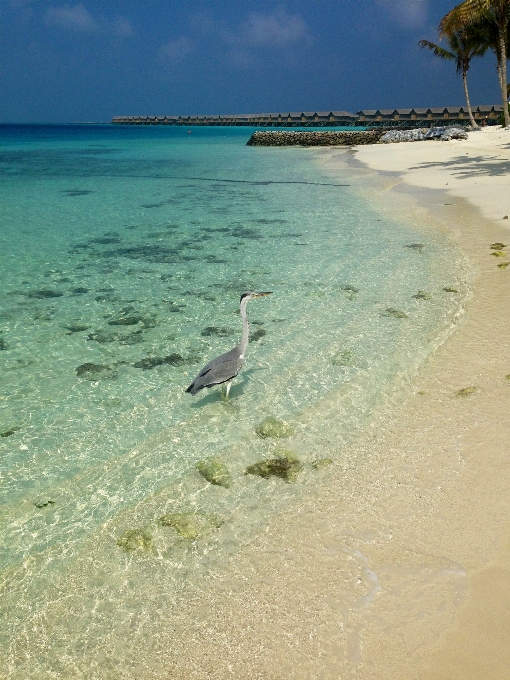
[490,243,507,249]
[25,289,63,299]
[75,363,117,380]
[255,417,294,439]
[107,316,143,326]
[87,330,119,343]
[455,386,478,397]
[65,323,90,333]
[200,326,233,337]
[490,251,507,257]
[330,349,356,367]
[497,262,510,269]
[382,308,408,319]
[1,426,21,438]
[157,512,223,540]
[116,528,154,553]
[412,290,432,300]
[195,458,232,488]
[34,498,56,509]
[132,353,186,369]
[311,458,334,470]
[443,287,459,294]
[245,451,303,483]
[249,328,266,343]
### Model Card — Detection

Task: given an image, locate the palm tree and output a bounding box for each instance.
[419,30,488,127]
[470,15,510,113]
[440,1,510,127]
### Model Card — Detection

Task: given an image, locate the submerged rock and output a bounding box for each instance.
[382,308,409,319]
[311,458,334,470]
[132,353,186,369]
[116,528,154,553]
[87,330,118,343]
[118,330,144,345]
[133,356,166,369]
[0,337,8,350]
[107,316,143,326]
[91,236,121,244]
[491,251,507,257]
[69,287,89,294]
[157,512,223,540]
[75,363,117,380]
[255,417,294,439]
[26,289,63,299]
[249,328,266,343]
[331,349,356,366]
[65,324,90,333]
[497,262,510,269]
[456,386,478,397]
[195,458,233,488]
[200,326,233,337]
[443,287,459,294]
[405,243,425,252]
[412,290,432,300]
[34,498,56,509]
[490,243,507,250]
[245,451,303,483]
[1,426,20,438]
[339,284,359,293]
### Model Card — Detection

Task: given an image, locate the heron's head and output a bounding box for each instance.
[240,291,272,303]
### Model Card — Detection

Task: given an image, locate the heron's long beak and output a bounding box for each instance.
[254,291,272,297]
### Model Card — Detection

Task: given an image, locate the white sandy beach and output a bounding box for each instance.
[137,127,510,679]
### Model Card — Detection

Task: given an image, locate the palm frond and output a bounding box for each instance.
[418,39,455,60]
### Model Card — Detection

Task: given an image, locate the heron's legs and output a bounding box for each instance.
[220,381,232,401]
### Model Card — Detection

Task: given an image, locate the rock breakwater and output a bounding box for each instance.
[246,130,385,147]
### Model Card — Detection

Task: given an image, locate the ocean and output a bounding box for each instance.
[0,124,466,677]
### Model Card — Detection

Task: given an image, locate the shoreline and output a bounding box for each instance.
[143,129,510,678]
[348,130,510,678]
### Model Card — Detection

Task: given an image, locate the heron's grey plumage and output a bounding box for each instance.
[186,291,271,396]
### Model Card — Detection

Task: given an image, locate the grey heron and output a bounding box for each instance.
[186,291,272,398]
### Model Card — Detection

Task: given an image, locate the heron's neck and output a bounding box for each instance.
[239,298,250,355]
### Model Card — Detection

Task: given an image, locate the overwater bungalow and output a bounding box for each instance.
[112,105,503,128]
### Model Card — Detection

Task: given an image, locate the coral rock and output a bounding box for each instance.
[195,458,233,488]
[246,452,303,483]
[255,417,294,439]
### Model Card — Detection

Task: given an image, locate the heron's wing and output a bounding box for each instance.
[186,346,244,395]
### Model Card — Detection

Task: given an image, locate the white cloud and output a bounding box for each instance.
[112,16,134,38]
[375,0,429,28]
[44,3,134,37]
[45,3,100,33]
[240,10,309,47]
[159,36,196,64]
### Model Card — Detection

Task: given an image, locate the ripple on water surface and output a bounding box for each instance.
[0,125,466,677]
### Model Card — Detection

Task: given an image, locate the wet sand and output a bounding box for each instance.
[139,129,510,679]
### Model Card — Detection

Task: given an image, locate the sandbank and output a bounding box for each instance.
[142,128,510,679]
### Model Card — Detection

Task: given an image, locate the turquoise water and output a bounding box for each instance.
[0,125,465,677]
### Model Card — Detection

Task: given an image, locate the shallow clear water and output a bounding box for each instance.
[0,125,466,676]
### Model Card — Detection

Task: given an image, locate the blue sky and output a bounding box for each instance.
[1,0,504,122]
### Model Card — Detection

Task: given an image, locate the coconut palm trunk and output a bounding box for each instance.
[497,16,510,125]
[462,68,479,125]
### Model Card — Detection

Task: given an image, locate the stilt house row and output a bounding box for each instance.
[112,105,503,127]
